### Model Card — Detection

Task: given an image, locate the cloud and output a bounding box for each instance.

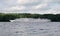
[0,0,60,14]
[32,3,48,10]
[8,6,25,11]
[17,0,41,4]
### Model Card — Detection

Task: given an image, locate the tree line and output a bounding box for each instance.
[0,13,60,22]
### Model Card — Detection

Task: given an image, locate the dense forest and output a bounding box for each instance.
[0,13,60,22]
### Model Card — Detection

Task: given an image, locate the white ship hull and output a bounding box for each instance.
[10,18,51,22]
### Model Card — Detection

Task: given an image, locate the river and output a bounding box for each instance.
[0,21,60,36]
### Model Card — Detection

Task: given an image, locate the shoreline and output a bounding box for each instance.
[0,13,60,22]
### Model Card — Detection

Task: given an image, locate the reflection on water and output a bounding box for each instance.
[0,21,60,36]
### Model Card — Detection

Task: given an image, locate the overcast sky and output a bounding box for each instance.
[0,0,60,14]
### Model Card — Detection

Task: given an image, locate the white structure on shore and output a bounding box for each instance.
[10,18,51,22]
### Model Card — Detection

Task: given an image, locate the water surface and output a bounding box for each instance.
[0,22,60,36]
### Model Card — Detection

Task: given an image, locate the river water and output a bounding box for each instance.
[0,22,60,36]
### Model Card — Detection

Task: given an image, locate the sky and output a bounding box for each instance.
[0,0,60,14]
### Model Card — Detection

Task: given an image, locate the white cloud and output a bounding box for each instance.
[3,6,26,11]
[10,6,26,10]
[17,0,41,4]
[0,0,60,14]
[32,3,48,10]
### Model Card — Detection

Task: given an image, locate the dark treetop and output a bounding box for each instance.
[0,13,60,22]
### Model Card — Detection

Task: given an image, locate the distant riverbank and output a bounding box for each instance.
[0,13,60,22]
